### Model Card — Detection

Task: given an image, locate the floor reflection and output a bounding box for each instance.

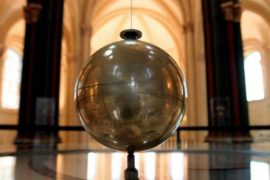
[0,141,270,179]
[57,152,187,180]
[170,153,185,179]
[0,156,16,180]
[250,161,269,180]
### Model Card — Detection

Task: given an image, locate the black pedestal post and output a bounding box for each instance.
[125,151,139,180]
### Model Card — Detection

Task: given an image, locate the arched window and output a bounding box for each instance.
[1,48,22,109]
[244,51,264,101]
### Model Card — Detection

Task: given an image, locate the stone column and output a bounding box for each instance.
[15,0,64,143]
[80,24,92,67]
[202,0,252,142]
[183,22,197,125]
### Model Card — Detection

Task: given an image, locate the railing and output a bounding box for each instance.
[0,125,84,131]
[0,124,269,147]
[1,125,270,131]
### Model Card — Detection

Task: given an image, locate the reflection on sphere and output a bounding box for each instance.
[74,39,187,151]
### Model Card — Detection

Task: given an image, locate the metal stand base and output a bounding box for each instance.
[124,151,139,180]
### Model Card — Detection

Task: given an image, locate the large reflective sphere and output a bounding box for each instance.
[75,35,187,151]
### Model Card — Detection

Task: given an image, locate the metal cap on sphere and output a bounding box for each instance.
[120,29,142,40]
[74,30,187,152]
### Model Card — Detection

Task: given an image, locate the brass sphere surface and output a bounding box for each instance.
[74,38,187,151]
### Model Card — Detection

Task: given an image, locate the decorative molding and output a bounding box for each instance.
[66,53,76,63]
[0,44,6,57]
[80,24,92,37]
[243,39,264,52]
[23,3,42,23]
[182,22,194,33]
[221,1,242,22]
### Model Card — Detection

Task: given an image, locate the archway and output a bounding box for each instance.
[241,8,270,139]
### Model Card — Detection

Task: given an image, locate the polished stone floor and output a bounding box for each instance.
[1,134,270,180]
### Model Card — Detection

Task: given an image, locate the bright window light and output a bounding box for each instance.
[170,153,184,180]
[251,161,269,180]
[87,153,97,179]
[111,153,122,179]
[244,51,264,101]
[135,153,140,171]
[1,48,22,109]
[0,156,16,180]
[144,152,156,179]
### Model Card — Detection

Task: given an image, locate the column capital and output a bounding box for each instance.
[23,3,42,23]
[221,1,242,22]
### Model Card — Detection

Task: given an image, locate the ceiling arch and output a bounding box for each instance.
[242,0,270,28]
[241,10,270,43]
[84,0,184,31]
[4,19,25,51]
[0,3,25,43]
[92,8,184,57]
[88,1,186,70]
[91,8,182,39]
